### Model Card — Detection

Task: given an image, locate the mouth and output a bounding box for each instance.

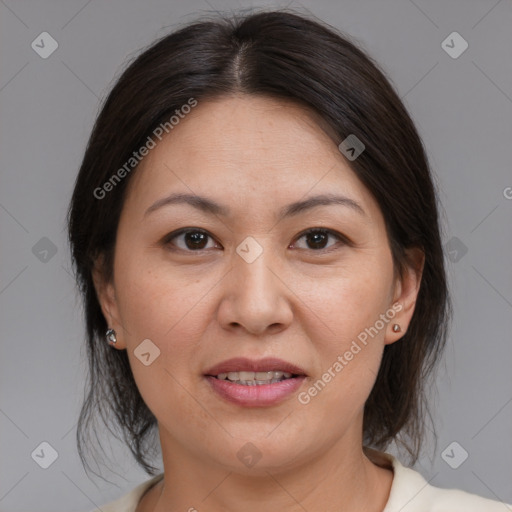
[204,356,307,381]
[211,370,299,385]
[204,357,307,407]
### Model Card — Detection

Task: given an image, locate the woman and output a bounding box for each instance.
[67,9,510,512]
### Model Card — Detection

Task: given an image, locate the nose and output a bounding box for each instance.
[216,239,294,336]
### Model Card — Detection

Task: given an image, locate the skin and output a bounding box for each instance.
[93,94,424,512]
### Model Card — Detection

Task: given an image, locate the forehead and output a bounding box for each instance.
[123,94,381,224]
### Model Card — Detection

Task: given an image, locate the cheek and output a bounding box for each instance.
[297,257,393,406]
[298,282,388,431]
[113,256,217,405]
[300,254,394,345]
[116,253,207,337]
[116,260,213,426]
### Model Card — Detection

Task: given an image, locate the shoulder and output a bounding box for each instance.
[86,473,164,512]
[374,450,511,512]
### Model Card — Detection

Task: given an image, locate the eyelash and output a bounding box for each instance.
[162,227,349,254]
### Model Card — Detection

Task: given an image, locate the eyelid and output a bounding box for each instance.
[291,227,349,250]
[162,227,350,252]
[162,227,220,250]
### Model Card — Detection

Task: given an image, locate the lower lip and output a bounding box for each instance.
[205,375,306,407]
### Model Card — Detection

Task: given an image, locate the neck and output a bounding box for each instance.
[148,427,393,512]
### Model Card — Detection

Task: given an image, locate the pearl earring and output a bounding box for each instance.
[106,328,117,345]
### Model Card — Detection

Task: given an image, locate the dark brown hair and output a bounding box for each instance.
[67,8,451,477]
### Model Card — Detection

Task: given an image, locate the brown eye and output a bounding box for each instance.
[293,228,345,251]
[163,227,347,254]
[165,229,218,251]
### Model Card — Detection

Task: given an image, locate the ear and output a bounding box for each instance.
[384,246,425,345]
[92,255,126,349]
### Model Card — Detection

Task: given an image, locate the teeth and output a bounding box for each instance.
[231,378,285,386]
[216,371,293,383]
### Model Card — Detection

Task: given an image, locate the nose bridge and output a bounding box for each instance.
[233,235,279,299]
[219,234,292,334]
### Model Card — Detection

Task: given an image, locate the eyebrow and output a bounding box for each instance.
[143,192,366,220]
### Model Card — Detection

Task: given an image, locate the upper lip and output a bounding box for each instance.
[204,357,307,376]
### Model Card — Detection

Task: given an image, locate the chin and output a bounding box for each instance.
[203,434,308,476]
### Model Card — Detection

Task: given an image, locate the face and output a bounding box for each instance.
[94,94,423,474]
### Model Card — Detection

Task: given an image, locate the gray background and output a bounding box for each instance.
[1,0,511,510]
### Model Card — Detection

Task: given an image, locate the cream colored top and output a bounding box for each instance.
[89,451,511,511]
